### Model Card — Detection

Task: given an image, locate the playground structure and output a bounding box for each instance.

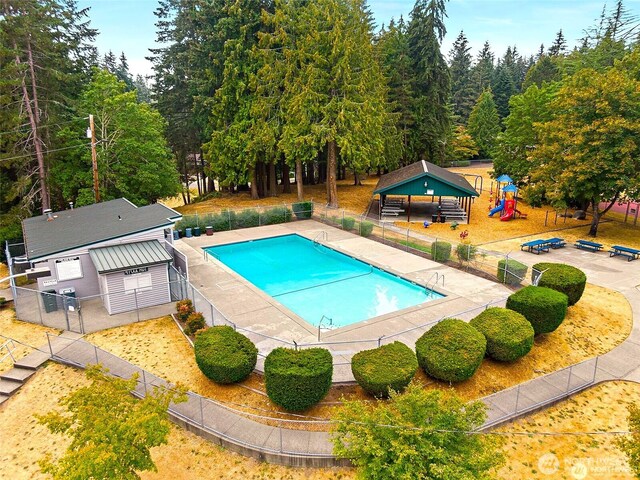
[488,175,526,221]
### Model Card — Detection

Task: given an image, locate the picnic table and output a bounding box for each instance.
[520,238,565,254]
[575,239,603,252]
[609,245,640,262]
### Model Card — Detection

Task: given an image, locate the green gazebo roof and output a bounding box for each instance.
[373,160,479,198]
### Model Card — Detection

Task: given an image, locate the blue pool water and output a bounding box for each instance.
[205,234,443,328]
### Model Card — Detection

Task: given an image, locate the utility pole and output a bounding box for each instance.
[88,114,100,202]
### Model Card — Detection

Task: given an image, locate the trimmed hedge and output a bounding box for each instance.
[432,241,452,262]
[532,262,586,306]
[232,209,260,229]
[342,216,356,230]
[415,319,486,382]
[351,342,418,397]
[506,286,568,335]
[264,347,333,411]
[292,201,313,219]
[262,206,292,225]
[194,326,258,384]
[498,259,528,285]
[470,308,535,362]
[456,243,477,262]
[360,221,374,237]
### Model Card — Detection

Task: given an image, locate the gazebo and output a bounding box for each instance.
[373,160,480,223]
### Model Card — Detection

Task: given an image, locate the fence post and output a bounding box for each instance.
[406,229,409,251]
[142,370,148,395]
[63,298,70,331]
[134,288,140,322]
[279,421,283,453]
[94,345,99,364]
[210,303,215,326]
[293,340,298,351]
[515,385,520,413]
[378,335,385,347]
[46,333,53,356]
[566,366,573,391]
[200,395,204,427]
[433,238,437,260]
[593,356,599,382]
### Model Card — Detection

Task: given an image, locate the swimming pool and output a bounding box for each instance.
[205,234,444,328]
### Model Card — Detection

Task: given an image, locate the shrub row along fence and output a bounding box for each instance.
[177,201,534,287]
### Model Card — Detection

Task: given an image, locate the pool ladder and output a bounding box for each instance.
[426,272,445,295]
[313,231,328,245]
[318,315,334,341]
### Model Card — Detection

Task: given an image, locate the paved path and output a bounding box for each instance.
[13,237,640,464]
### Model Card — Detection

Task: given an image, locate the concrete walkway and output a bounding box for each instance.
[16,233,640,465]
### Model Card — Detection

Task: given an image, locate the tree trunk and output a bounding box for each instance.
[16,41,50,212]
[282,160,291,194]
[182,153,191,204]
[200,150,207,193]
[353,170,362,186]
[327,140,339,207]
[250,166,259,200]
[268,161,277,197]
[589,196,618,237]
[296,160,304,201]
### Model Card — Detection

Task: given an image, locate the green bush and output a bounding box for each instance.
[359,220,374,237]
[415,319,486,382]
[456,243,477,262]
[432,241,452,262]
[0,297,6,307]
[342,216,356,230]
[210,211,232,232]
[497,259,528,285]
[470,308,535,362]
[261,206,292,225]
[532,262,587,306]
[351,342,418,397]
[194,326,258,384]
[292,201,313,219]
[506,286,568,335]
[176,299,194,322]
[185,312,206,335]
[232,209,260,229]
[264,347,333,411]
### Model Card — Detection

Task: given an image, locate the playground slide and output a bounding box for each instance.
[500,205,515,221]
[488,199,505,217]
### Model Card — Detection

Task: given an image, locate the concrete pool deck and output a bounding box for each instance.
[176,220,512,382]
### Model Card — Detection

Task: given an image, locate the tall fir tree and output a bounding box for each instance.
[548,29,567,56]
[407,0,451,165]
[467,88,501,157]
[448,30,475,122]
[470,41,494,101]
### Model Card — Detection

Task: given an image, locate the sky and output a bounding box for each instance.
[77,0,640,77]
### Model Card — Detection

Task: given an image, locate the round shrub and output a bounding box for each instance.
[292,201,313,219]
[432,241,452,262]
[185,312,206,335]
[470,308,535,362]
[497,259,528,285]
[264,347,333,411]
[176,299,194,322]
[342,216,356,230]
[532,262,586,306]
[360,220,374,237]
[415,319,486,382]
[194,326,258,384]
[456,242,477,262]
[506,286,568,335]
[351,342,418,397]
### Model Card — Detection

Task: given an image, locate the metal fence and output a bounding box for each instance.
[481,356,600,429]
[12,272,187,334]
[48,334,336,464]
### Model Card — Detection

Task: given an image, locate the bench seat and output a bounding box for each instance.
[575,239,603,252]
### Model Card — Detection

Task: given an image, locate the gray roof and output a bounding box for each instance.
[23,198,181,261]
[374,160,479,197]
[89,240,173,274]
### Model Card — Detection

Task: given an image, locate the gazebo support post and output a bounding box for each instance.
[407,195,412,222]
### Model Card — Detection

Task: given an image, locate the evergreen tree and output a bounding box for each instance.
[103,50,117,72]
[448,30,475,122]
[133,75,151,103]
[522,55,561,89]
[492,63,517,118]
[407,0,451,165]
[116,52,134,90]
[376,16,415,165]
[467,88,501,157]
[470,41,494,100]
[548,29,567,56]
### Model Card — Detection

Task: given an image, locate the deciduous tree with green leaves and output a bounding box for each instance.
[37,365,186,480]
[332,382,503,479]
[528,57,640,236]
[467,88,501,157]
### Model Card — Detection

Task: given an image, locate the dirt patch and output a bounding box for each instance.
[497,381,639,479]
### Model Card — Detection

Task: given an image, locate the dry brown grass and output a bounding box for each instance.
[0,308,58,374]
[84,283,631,417]
[497,381,638,479]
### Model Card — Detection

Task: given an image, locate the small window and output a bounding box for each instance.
[124,273,152,294]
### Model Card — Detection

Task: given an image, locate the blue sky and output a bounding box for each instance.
[78,0,640,77]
